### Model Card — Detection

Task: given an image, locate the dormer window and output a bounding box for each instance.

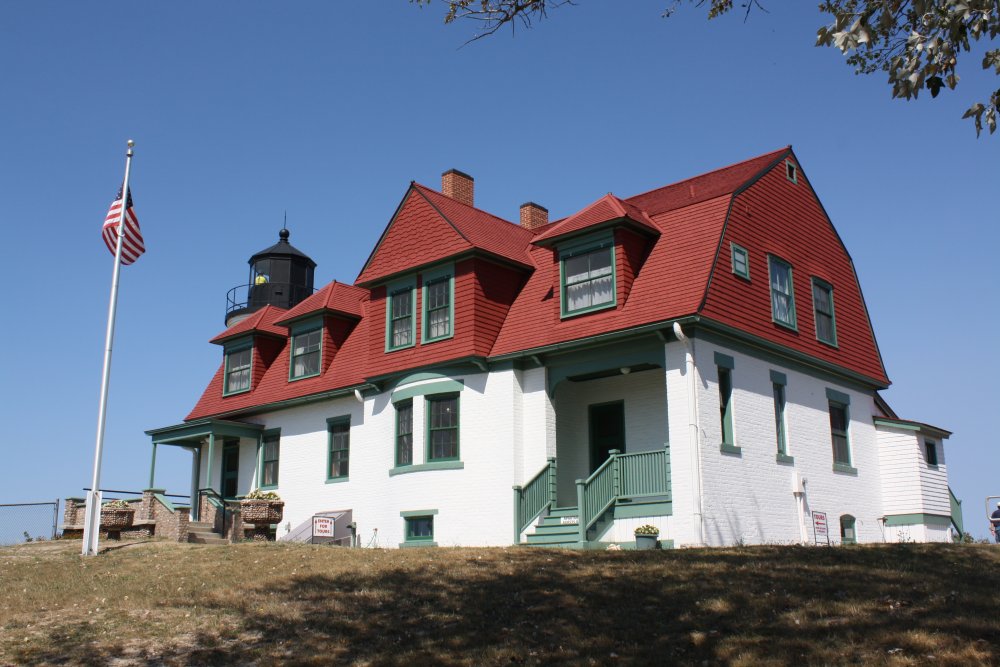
[768,255,797,330]
[422,265,454,343]
[224,343,252,395]
[560,234,615,317]
[290,326,322,380]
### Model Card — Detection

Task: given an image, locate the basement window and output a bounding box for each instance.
[400,509,438,547]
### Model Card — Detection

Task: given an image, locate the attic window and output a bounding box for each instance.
[560,234,616,317]
[731,243,750,280]
[785,160,798,184]
[290,326,322,380]
[385,278,416,352]
[223,344,252,396]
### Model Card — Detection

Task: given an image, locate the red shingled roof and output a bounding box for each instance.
[209,305,288,345]
[187,146,888,420]
[275,281,366,325]
[356,184,533,286]
[532,194,659,244]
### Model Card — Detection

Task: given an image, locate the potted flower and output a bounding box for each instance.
[240,489,284,525]
[634,524,659,550]
[100,498,135,530]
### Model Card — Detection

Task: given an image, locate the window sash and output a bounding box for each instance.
[262,436,279,487]
[225,348,252,393]
[732,244,749,278]
[291,329,322,378]
[718,368,734,445]
[328,421,350,478]
[426,278,451,340]
[924,440,938,466]
[390,289,413,348]
[563,246,614,314]
[427,395,459,460]
[773,383,787,455]
[769,257,796,327]
[829,402,851,465]
[396,400,413,466]
[406,516,433,540]
[812,281,836,344]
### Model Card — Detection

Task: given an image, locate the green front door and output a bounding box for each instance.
[589,401,625,473]
[222,440,239,500]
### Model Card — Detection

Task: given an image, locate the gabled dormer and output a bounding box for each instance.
[209,305,288,396]
[274,281,366,381]
[532,194,659,319]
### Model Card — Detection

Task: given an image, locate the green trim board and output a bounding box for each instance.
[611,500,673,519]
[714,351,735,369]
[545,335,665,394]
[145,419,265,446]
[767,254,797,330]
[422,263,455,343]
[776,453,795,464]
[559,232,617,318]
[391,379,464,403]
[826,388,851,405]
[730,242,750,279]
[720,443,742,456]
[769,370,787,385]
[832,462,858,475]
[385,276,417,352]
[883,513,952,527]
[389,460,464,476]
[811,278,838,347]
[400,509,440,517]
[873,417,952,439]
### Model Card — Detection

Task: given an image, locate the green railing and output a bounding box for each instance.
[949,486,964,536]
[576,446,670,543]
[512,458,557,542]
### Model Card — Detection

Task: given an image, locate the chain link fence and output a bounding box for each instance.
[0,501,60,546]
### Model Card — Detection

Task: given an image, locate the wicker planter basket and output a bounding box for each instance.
[100,508,135,530]
[240,499,284,524]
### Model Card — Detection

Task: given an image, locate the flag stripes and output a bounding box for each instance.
[102,187,145,265]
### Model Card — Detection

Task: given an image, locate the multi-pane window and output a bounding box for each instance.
[769,256,797,328]
[718,367,734,446]
[425,276,452,340]
[290,328,322,379]
[395,400,413,466]
[405,515,434,542]
[562,244,614,315]
[261,433,280,487]
[389,288,414,349]
[225,346,252,394]
[812,279,837,345]
[731,243,750,279]
[924,439,939,467]
[773,382,788,456]
[328,418,350,479]
[829,401,851,466]
[427,395,459,460]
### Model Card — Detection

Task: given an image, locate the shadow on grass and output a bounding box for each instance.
[12,544,1000,665]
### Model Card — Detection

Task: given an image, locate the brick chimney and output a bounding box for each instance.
[519,202,549,230]
[442,169,474,207]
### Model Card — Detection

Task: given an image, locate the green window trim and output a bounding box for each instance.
[258,428,280,489]
[828,400,852,469]
[714,351,735,369]
[768,255,797,330]
[731,242,750,280]
[811,278,838,347]
[394,399,413,467]
[385,277,416,352]
[289,323,323,381]
[223,342,253,396]
[839,514,856,544]
[559,233,617,318]
[401,510,437,547]
[826,388,851,405]
[391,379,464,403]
[422,265,455,343]
[718,365,735,447]
[426,393,460,462]
[785,159,798,184]
[326,416,350,481]
[389,460,465,476]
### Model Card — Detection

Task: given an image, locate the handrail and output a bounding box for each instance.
[198,488,228,538]
[512,458,557,542]
[576,446,671,543]
[949,486,964,536]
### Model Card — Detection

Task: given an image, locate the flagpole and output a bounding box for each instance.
[82,140,135,557]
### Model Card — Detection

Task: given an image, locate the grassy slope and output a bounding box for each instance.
[1,541,998,666]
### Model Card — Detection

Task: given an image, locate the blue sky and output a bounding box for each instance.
[1,1,996,538]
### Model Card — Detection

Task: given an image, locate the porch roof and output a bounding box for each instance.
[144,418,265,446]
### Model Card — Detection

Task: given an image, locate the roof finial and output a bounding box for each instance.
[279,211,290,243]
[283,210,287,231]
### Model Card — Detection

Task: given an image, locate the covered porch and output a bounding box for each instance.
[144,418,266,521]
[514,335,673,547]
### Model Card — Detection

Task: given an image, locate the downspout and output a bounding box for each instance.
[673,322,705,546]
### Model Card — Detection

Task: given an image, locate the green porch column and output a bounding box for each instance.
[148,442,157,489]
[205,433,215,492]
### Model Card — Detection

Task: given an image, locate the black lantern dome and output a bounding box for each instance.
[225,228,317,326]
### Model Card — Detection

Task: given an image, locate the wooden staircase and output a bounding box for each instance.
[187,521,227,545]
[525,507,582,548]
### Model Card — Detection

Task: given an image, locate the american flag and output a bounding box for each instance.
[102,186,145,265]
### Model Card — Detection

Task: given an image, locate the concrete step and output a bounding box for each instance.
[188,534,228,545]
[188,521,214,531]
[526,531,581,545]
[531,523,581,536]
[546,506,579,518]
